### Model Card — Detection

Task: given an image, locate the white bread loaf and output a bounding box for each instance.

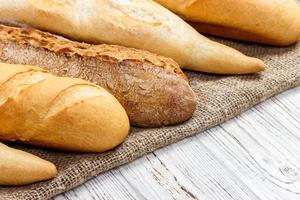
[0,0,265,74]
[0,63,130,152]
[0,142,57,186]
[154,0,300,46]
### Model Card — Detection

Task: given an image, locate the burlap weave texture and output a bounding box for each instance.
[0,39,299,200]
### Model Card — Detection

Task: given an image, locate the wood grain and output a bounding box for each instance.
[55,86,300,200]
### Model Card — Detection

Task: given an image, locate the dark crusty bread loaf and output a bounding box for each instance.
[0,24,196,127]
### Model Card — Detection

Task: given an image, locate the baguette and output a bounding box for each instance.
[0,24,196,127]
[0,0,265,74]
[154,0,300,46]
[0,142,57,186]
[0,63,129,152]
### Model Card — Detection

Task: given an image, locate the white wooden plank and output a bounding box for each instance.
[200,87,300,200]
[152,140,262,200]
[55,86,300,200]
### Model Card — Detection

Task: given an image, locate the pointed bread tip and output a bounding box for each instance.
[43,160,58,181]
[0,143,57,186]
[252,58,266,73]
[230,57,266,75]
[181,40,266,75]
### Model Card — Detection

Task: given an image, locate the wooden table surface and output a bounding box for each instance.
[55,86,300,200]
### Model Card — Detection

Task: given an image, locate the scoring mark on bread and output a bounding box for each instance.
[109,0,163,26]
[45,84,105,118]
[0,70,51,106]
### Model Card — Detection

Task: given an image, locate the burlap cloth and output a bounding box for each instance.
[0,38,299,200]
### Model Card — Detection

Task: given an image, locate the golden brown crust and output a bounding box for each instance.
[0,63,130,152]
[0,24,188,81]
[0,24,196,127]
[189,22,290,46]
[0,142,57,186]
[155,0,300,46]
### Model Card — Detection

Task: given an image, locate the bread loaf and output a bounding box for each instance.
[0,142,57,186]
[0,63,129,152]
[0,0,265,74]
[0,24,196,127]
[154,0,300,46]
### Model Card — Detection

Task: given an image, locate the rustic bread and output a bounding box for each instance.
[0,142,57,186]
[0,24,196,127]
[0,63,129,152]
[155,0,300,46]
[0,0,264,74]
